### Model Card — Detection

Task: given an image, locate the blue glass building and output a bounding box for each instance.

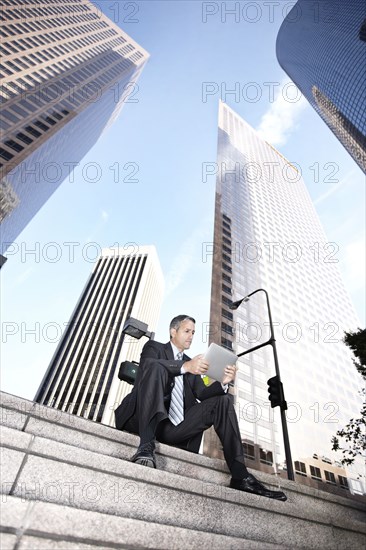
[276,0,366,173]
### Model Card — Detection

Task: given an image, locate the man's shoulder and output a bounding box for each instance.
[142,339,166,349]
[141,339,169,354]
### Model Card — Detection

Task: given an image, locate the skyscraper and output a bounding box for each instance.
[276,0,366,173]
[204,101,363,492]
[35,245,164,426]
[0,0,149,253]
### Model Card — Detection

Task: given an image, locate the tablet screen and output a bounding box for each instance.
[203,343,237,382]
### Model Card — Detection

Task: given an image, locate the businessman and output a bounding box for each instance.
[115,315,287,501]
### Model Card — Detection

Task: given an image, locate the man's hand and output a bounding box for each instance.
[222,365,237,385]
[183,354,209,375]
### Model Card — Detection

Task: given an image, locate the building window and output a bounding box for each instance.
[222,273,232,284]
[222,295,232,307]
[259,449,273,465]
[0,147,14,161]
[324,471,336,484]
[43,115,57,126]
[338,476,349,490]
[4,139,24,153]
[243,442,255,460]
[222,309,233,321]
[221,322,233,335]
[2,110,20,123]
[310,466,322,481]
[16,132,33,145]
[222,284,231,295]
[50,110,63,120]
[34,120,49,131]
[295,461,307,476]
[25,125,42,138]
[222,263,232,273]
[221,337,233,350]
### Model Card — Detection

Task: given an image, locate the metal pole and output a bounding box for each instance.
[237,288,295,481]
[262,289,294,480]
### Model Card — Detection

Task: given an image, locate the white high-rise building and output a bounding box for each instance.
[35,245,164,426]
[205,101,363,492]
[0,0,149,254]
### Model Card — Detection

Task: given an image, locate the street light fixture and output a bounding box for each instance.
[118,317,155,384]
[122,317,155,340]
[230,288,295,481]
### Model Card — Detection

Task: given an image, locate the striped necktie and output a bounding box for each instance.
[168,352,184,425]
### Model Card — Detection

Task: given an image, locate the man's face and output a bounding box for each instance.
[170,319,195,351]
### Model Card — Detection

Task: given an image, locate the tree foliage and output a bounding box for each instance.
[331,328,366,468]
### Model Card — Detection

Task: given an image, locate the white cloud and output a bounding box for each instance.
[313,170,354,205]
[256,80,308,146]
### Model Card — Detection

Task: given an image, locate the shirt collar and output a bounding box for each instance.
[170,342,183,359]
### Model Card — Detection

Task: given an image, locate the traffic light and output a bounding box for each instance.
[118,361,139,385]
[267,375,287,409]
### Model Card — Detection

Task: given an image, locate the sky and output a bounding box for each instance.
[1,0,365,402]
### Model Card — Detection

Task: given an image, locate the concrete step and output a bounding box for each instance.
[1,494,284,550]
[1,391,366,549]
[0,391,232,489]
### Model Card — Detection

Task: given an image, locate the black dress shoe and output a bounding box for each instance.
[230,474,287,501]
[131,441,156,468]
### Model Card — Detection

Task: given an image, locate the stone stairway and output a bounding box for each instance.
[1,391,365,549]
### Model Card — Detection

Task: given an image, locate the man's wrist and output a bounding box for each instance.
[180,363,186,374]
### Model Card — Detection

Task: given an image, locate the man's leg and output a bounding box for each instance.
[156,394,287,501]
[130,362,171,467]
[156,394,249,478]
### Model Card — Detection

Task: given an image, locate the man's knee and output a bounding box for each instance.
[140,360,169,383]
[218,392,234,407]
[200,393,232,424]
[216,393,237,420]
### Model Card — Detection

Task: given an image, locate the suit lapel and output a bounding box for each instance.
[164,342,174,360]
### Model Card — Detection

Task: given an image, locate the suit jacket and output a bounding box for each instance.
[114,339,226,432]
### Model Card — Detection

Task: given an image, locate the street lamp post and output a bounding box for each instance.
[230,288,295,481]
[118,317,155,384]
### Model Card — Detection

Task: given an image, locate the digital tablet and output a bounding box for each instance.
[203,343,237,382]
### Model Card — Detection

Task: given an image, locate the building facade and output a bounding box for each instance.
[204,101,363,493]
[287,453,364,497]
[276,0,366,173]
[35,245,164,426]
[0,0,149,252]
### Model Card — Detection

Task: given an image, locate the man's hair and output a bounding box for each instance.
[169,315,195,338]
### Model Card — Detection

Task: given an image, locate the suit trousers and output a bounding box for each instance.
[124,362,248,479]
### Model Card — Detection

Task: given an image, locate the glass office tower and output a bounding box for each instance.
[0,0,149,253]
[35,246,164,426]
[204,101,363,492]
[276,0,366,173]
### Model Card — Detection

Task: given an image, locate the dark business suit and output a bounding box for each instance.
[115,340,247,476]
